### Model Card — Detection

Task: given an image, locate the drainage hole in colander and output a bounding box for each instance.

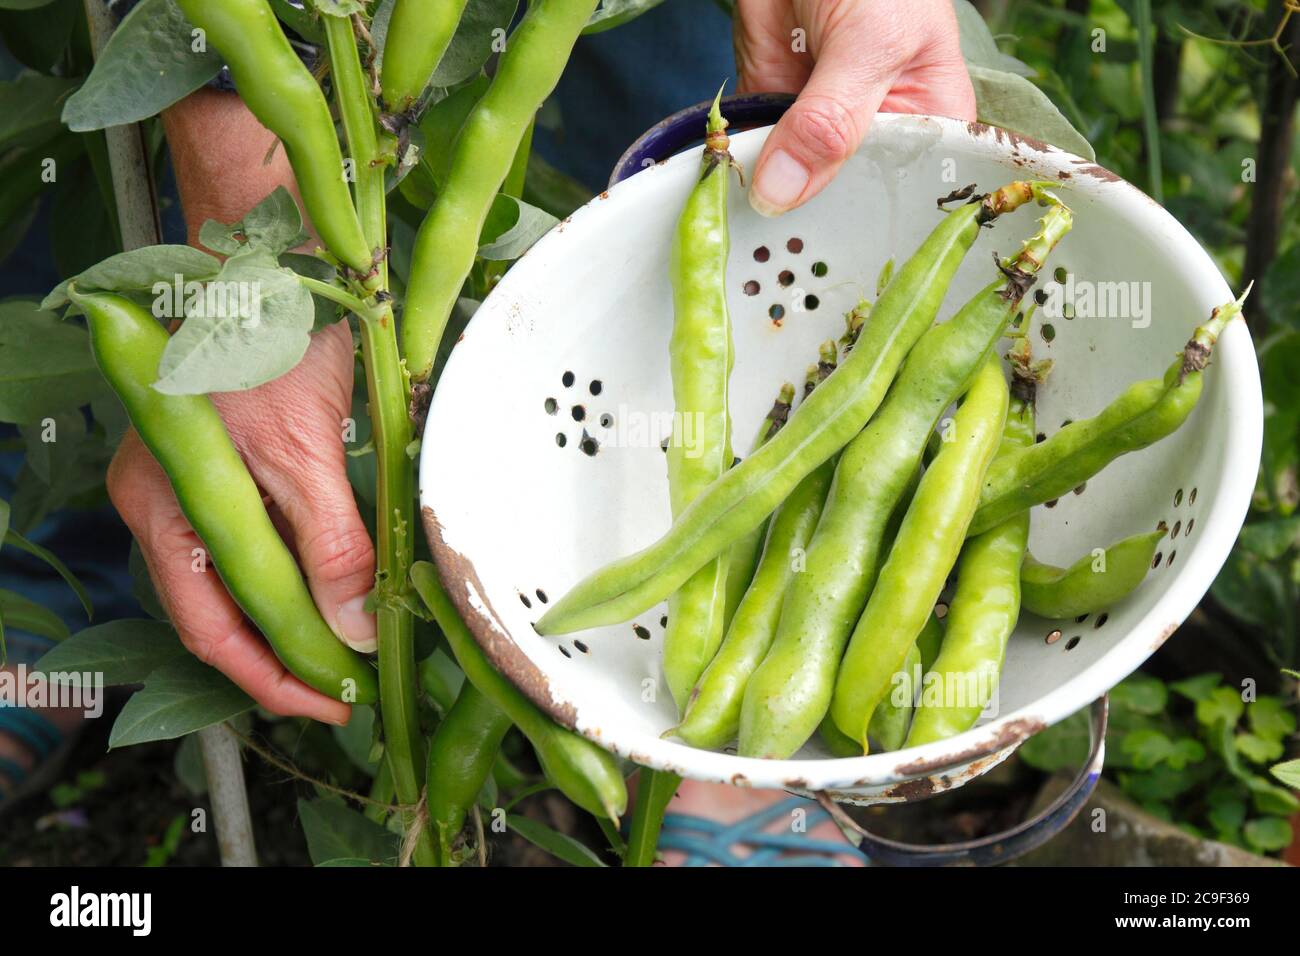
[1054,266,1068,284]
[1190,487,1198,505]
[1186,517,1195,536]
[589,379,602,395]
[811,260,828,278]
[1046,629,1063,645]
[559,645,572,658]
[804,294,820,311]
[660,435,670,453]
[579,431,599,456]
[599,412,613,428]
[1044,498,1059,509]
[1061,418,1074,428]
[753,245,770,263]
[743,280,760,296]
[562,370,575,388]
[535,588,548,604]
[1034,288,1049,306]
[1063,303,1075,320]
[769,304,785,325]
[1073,482,1087,495]
[1168,549,1177,565]
[1171,520,1182,538]
[1065,635,1081,651]
[787,237,804,254]
[1152,550,1163,569]
[1174,488,1184,506]
[1036,432,1047,443]
[633,624,651,640]
[544,397,558,415]
[778,269,795,287]
[1040,323,1056,343]
[555,433,567,448]
[1095,613,1108,628]
[573,640,589,654]
[659,615,667,628]
[571,405,585,421]
[1076,613,1089,623]
[519,592,532,609]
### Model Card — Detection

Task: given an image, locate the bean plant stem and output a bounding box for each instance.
[1135,0,1164,203]
[624,769,680,867]
[326,15,432,867]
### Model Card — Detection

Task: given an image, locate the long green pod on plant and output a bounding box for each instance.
[175,0,373,275]
[402,0,600,382]
[1020,528,1166,619]
[380,0,471,115]
[425,681,513,865]
[537,181,1052,637]
[410,561,627,822]
[968,290,1250,536]
[70,289,378,703]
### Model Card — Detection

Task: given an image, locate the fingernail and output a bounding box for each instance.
[750,149,809,217]
[336,596,377,653]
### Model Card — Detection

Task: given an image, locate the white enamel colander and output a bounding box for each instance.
[418,109,1261,811]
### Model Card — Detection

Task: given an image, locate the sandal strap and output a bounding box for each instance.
[657,795,855,867]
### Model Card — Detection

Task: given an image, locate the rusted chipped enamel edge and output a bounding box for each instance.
[419,114,1263,798]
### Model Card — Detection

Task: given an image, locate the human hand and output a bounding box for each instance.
[107,89,376,724]
[734,0,976,216]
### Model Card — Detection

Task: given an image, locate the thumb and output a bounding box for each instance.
[748,37,899,217]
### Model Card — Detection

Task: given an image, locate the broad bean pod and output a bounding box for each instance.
[1020,529,1166,619]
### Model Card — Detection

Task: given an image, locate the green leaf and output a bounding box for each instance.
[197,187,311,259]
[280,253,344,331]
[1247,696,1296,743]
[3,528,92,620]
[1167,737,1206,770]
[428,0,520,88]
[0,0,78,74]
[0,587,69,642]
[1016,709,1090,772]
[1260,241,1300,330]
[506,814,607,867]
[1242,817,1292,853]
[1116,764,1198,803]
[62,0,223,132]
[298,797,399,866]
[41,244,221,311]
[1120,728,1174,770]
[173,732,208,796]
[0,301,103,424]
[583,0,667,35]
[968,64,1096,160]
[477,195,559,260]
[1235,733,1284,764]
[0,73,80,151]
[1194,686,1245,729]
[1169,672,1223,703]
[1206,795,1246,836]
[1110,672,1167,715]
[108,657,254,748]
[35,619,184,685]
[153,247,317,395]
[951,0,1035,76]
[10,411,112,532]
[331,705,379,774]
[1269,758,1300,790]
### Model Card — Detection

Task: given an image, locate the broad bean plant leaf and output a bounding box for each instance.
[41,244,222,311]
[298,797,399,867]
[583,0,666,35]
[154,247,317,395]
[62,0,222,132]
[108,655,254,748]
[5,527,94,620]
[197,186,310,258]
[428,0,519,88]
[35,619,185,685]
[477,194,559,260]
[950,0,1034,76]
[967,64,1096,160]
[0,587,70,643]
[506,814,607,867]
[0,301,103,423]
[0,73,80,151]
